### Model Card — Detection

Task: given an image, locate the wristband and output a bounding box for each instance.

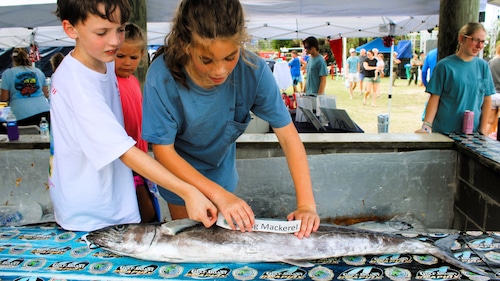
[421,124,431,133]
[423,121,432,128]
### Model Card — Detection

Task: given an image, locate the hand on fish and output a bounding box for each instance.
[184,187,218,227]
[215,192,255,232]
[287,206,320,239]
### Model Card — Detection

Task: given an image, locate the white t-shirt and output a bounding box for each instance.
[48,52,139,231]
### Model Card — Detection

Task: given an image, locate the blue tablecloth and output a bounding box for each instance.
[1,224,500,280]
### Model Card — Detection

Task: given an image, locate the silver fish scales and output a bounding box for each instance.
[86,219,489,277]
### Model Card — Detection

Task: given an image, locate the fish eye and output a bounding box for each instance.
[115,225,127,231]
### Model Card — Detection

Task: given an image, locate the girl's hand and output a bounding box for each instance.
[287,207,320,239]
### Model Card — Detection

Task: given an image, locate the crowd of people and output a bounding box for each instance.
[339,23,498,138]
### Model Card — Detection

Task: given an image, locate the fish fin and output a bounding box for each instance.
[433,233,459,249]
[282,259,315,268]
[431,234,493,278]
[160,219,200,235]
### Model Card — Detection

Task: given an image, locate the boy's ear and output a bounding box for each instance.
[62,20,78,40]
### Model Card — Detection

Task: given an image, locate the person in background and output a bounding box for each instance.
[50,52,65,72]
[421,48,437,87]
[362,49,379,107]
[391,52,401,86]
[346,48,360,99]
[418,52,426,86]
[0,47,50,130]
[372,49,383,98]
[358,48,367,96]
[288,50,302,94]
[416,22,494,134]
[375,53,385,80]
[300,52,308,92]
[487,43,500,139]
[420,48,438,121]
[408,53,422,86]
[329,62,335,80]
[49,0,217,232]
[115,22,159,223]
[143,0,319,239]
[303,36,328,95]
[377,53,386,99]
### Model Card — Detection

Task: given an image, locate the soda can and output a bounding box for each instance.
[462,110,474,134]
[497,116,500,141]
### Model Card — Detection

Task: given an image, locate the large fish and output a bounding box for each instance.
[86,219,488,277]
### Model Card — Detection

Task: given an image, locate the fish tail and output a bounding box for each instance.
[431,234,492,278]
[429,247,491,278]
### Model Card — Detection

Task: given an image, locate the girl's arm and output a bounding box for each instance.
[273,122,320,238]
[480,95,492,135]
[151,143,255,232]
[415,94,440,133]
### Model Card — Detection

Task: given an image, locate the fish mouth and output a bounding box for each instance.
[87,223,157,254]
[86,224,134,251]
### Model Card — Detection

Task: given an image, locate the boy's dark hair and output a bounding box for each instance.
[55,0,131,25]
[302,36,319,51]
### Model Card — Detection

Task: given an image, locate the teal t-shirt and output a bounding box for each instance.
[347,56,360,74]
[305,55,328,95]
[142,51,292,205]
[426,55,495,133]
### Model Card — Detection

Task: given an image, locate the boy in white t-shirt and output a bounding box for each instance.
[49,0,217,232]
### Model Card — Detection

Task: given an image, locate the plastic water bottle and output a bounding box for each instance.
[39,117,49,141]
[6,110,19,141]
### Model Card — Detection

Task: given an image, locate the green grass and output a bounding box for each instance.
[287,76,429,133]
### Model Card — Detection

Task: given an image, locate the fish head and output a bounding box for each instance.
[87,223,157,256]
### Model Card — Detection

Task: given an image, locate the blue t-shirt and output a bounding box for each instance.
[288,57,301,77]
[142,51,292,205]
[422,48,437,87]
[305,55,328,95]
[1,66,49,120]
[346,56,360,74]
[426,54,495,133]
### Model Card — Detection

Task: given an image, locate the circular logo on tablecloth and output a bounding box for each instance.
[232,266,258,280]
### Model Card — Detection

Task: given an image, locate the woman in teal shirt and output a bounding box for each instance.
[418,22,494,134]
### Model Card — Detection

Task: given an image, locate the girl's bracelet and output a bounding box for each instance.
[423,121,432,128]
[421,124,432,133]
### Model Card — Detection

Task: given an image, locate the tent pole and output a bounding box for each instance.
[342,37,347,81]
[388,42,394,123]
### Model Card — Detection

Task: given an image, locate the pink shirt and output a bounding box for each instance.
[117,75,148,153]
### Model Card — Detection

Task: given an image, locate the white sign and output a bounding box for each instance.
[216,213,301,234]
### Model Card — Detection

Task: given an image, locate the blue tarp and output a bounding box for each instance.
[396,40,412,59]
[356,38,393,53]
[356,38,413,59]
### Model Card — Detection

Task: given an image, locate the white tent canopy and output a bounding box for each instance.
[0,0,444,47]
[2,0,495,47]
